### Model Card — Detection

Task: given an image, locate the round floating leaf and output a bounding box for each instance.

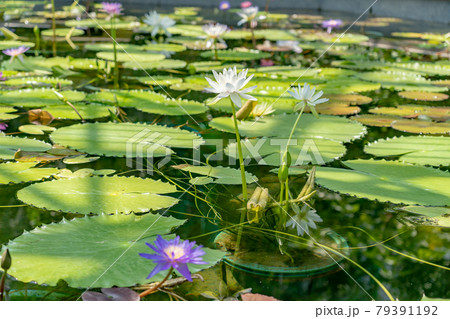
[326,33,369,44]
[0,162,58,185]
[0,135,52,160]
[96,51,166,63]
[123,59,187,70]
[173,164,258,185]
[398,91,448,101]
[69,58,107,70]
[0,40,35,50]
[315,159,450,206]
[0,88,85,107]
[0,106,18,120]
[305,102,360,115]
[350,114,399,127]
[399,206,450,228]
[226,138,346,166]
[391,119,450,134]
[18,125,56,135]
[135,76,183,86]
[317,78,381,94]
[63,155,100,165]
[5,213,225,287]
[1,57,71,72]
[50,122,203,157]
[65,19,141,29]
[41,28,84,37]
[1,77,73,87]
[200,49,271,61]
[326,94,372,105]
[87,90,206,115]
[358,71,446,92]
[253,29,298,41]
[44,103,114,120]
[188,62,245,73]
[365,136,450,166]
[209,114,366,143]
[18,176,179,214]
[369,105,449,121]
[84,43,143,52]
[141,43,186,52]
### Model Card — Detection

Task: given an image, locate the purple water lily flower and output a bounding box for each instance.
[100,2,123,16]
[139,235,207,282]
[0,71,5,81]
[0,123,8,132]
[219,1,230,10]
[321,19,343,33]
[2,46,30,62]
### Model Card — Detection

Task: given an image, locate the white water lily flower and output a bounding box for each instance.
[288,83,328,114]
[202,23,229,48]
[286,205,322,236]
[250,102,275,118]
[204,67,257,108]
[276,40,303,53]
[236,6,260,27]
[143,11,176,37]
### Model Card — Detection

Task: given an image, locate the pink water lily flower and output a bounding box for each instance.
[2,46,30,62]
[241,1,252,8]
[100,2,123,16]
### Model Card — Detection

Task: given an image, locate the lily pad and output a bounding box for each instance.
[209,114,366,143]
[123,59,187,70]
[200,49,271,61]
[0,162,58,185]
[18,176,179,214]
[19,125,56,135]
[226,138,346,166]
[0,40,35,50]
[398,206,450,228]
[326,94,372,105]
[44,103,114,120]
[63,155,100,164]
[4,213,225,287]
[398,91,448,101]
[391,119,450,134]
[365,136,450,166]
[1,77,73,87]
[135,76,183,86]
[369,105,450,121]
[350,114,399,127]
[173,164,258,185]
[96,51,166,63]
[0,88,86,107]
[358,71,446,92]
[315,159,450,206]
[87,90,206,115]
[0,135,52,160]
[50,122,203,157]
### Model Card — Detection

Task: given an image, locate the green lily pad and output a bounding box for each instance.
[141,43,186,52]
[226,137,346,166]
[87,90,206,116]
[0,135,52,160]
[398,91,448,101]
[68,58,107,70]
[188,62,245,73]
[1,57,71,73]
[391,119,450,134]
[84,43,143,52]
[358,71,446,92]
[365,136,450,166]
[0,106,18,120]
[4,213,225,287]
[209,114,366,143]
[63,155,100,164]
[399,206,450,228]
[65,19,141,30]
[369,105,449,121]
[0,88,86,107]
[41,28,84,37]
[326,94,372,105]
[96,51,166,63]
[44,103,114,120]
[0,162,58,185]
[200,49,271,61]
[317,78,381,94]
[50,122,203,157]
[253,29,298,41]
[123,59,187,70]
[173,164,258,185]
[315,159,450,206]
[18,176,179,214]
[350,114,399,127]
[0,40,35,50]
[134,76,183,86]
[1,77,73,87]
[19,125,56,135]
[326,33,369,44]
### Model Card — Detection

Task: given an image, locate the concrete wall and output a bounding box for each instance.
[57,0,450,24]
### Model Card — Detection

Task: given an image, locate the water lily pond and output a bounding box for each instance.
[0,1,449,302]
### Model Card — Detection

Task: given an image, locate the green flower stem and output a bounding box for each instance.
[139,267,173,298]
[111,17,119,89]
[213,39,219,60]
[230,97,248,252]
[0,270,6,301]
[285,102,305,154]
[51,0,56,57]
[250,26,256,49]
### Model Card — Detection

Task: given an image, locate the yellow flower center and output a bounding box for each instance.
[164,245,185,259]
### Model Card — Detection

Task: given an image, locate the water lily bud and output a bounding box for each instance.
[278,151,291,183]
[1,249,11,271]
[53,90,67,103]
[235,100,257,120]
[247,187,269,224]
[297,166,316,200]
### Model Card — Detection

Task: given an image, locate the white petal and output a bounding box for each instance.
[230,92,242,108]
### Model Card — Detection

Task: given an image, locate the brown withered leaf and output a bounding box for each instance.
[28,109,54,125]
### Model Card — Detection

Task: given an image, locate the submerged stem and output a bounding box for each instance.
[230,97,248,251]
[214,39,218,60]
[111,17,119,89]
[139,267,173,298]
[0,270,6,301]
